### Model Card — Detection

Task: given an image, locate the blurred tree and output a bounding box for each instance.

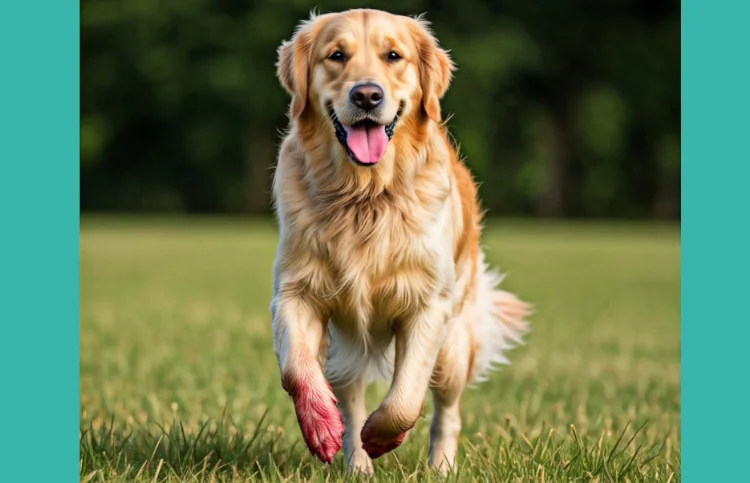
[81,0,680,219]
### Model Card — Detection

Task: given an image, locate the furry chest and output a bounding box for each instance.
[286,193,455,319]
[319,234,446,320]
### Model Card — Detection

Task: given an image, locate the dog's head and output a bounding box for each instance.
[277,9,454,167]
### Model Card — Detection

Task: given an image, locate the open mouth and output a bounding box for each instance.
[329,104,402,166]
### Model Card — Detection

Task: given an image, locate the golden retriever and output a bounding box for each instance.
[270,8,531,474]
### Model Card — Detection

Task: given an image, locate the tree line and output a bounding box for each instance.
[81,0,679,219]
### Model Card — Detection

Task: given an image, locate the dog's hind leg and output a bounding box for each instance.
[429,389,463,473]
[332,375,374,475]
[427,319,472,474]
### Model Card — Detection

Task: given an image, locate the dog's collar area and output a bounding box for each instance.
[329,105,402,166]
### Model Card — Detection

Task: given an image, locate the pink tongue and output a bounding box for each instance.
[344,124,388,164]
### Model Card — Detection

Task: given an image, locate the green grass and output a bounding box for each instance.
[80,217,680,482]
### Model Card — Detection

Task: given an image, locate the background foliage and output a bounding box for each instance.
[81,0,680,218]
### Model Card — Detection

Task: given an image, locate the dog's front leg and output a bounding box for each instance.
[360,297,451,458]
[272,293,344,463]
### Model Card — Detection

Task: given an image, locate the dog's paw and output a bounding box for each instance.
[361,427,408,459]
[346,450,374,475]
[285,377,345,463]
[360,410,413,459]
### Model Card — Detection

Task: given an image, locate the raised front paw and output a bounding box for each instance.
[284,376,345,463]
[360,408,415,459]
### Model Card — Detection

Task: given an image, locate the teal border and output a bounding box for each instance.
[0,2,79,480]
[2,1,744,481]
[683,1,750,481]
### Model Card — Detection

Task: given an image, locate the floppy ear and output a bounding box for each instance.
[276,24,314,119]
[411,17,455,123]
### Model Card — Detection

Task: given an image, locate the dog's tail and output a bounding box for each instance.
[467,256,531,384]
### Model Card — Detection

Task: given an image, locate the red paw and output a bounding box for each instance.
[283,376,345,464]
[361,426,408,459]
[360,401,425,459]
[360,412,412,459]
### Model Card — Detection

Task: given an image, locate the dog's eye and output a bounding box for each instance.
[328,51,346,62]
[387,51,402,61]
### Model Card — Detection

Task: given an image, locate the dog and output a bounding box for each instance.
[270,8,531,474]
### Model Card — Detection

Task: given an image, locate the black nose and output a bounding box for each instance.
[350,83,384,111]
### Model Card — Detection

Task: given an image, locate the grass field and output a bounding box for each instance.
[80,217,680,482]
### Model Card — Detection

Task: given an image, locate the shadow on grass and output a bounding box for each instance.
[80,411,675,482]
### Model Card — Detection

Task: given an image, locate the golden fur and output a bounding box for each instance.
[270,9,531,474]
